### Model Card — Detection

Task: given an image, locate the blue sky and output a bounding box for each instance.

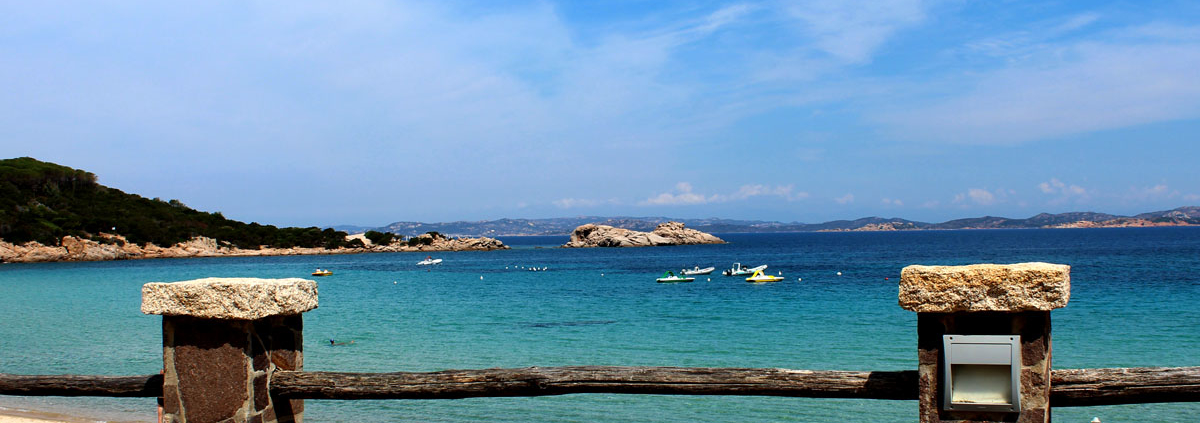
[2,0,1198,227]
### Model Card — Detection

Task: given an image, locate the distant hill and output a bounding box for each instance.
[370,207,1200,237]
[0,157,351,248]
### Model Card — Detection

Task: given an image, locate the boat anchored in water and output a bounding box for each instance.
[311,269,332,277]
[681,266,715,275]
[417,256,443,265]
[746,269,784,283]
[656,271,696,283]
[723,263,766,276]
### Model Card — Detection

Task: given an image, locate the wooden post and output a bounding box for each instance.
[900,263,1070,423]
[142,278,318,423]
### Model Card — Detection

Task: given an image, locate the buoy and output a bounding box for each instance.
[393,281,397,284]
[885,277,889,280]
[837,271,842,276]
[707,278,711,282]
[480,276,484,280]
[601,273,604,276]
[798,277,802,282]
[1090,418,1101,423]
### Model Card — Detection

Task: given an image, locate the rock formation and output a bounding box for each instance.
[562,221,724,248]
[372,232,509,252]
[0,232,508,263]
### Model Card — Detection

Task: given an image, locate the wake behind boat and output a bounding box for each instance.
[656,271,695,283]
[681,266,715,275]
[723,263,766,276]
[417,256,443,265]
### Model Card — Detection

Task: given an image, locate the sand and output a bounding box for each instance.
[0,406,113,423]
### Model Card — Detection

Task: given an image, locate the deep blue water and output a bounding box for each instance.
[1,228,1198,422]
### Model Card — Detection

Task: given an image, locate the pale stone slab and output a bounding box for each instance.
[142,277,318,319]
[899,262,1070,312]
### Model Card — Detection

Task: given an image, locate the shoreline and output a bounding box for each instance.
[0,406,104,423]
[0,234,509,264]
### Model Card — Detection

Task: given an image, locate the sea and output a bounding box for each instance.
[1,228,1198,422]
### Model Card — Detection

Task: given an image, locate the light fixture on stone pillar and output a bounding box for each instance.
[899,262,1070,423]
[942,334,1021,412]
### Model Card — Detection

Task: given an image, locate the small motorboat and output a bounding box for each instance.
[656,271,695,283]
[417,256,443,266]
[723,263,767,276]
[681,266,715,275]
[746,269,784,283]
[311,269,332,277]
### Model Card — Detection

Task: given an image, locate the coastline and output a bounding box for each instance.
[0,233,508,264]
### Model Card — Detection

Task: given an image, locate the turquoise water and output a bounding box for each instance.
[1,228,1198,422]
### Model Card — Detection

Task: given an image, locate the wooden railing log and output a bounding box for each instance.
[270,367,919,400]
[3,366,1197,408]
[0,373,163,397]
[1050,366,1200,407]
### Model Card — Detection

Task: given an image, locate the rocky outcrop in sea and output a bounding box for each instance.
[562,221,724,248]
[0,232,508,263]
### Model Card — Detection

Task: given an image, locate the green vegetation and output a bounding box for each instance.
[363,230,395,246]
[0,157,351,249]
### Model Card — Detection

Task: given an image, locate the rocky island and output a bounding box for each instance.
[562,221,724,248]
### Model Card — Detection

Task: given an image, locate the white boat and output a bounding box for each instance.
[416,256,443,265]
[723,263,767,276]
[746,269,785,283]
[656,271,695,283]
[681,266,715,275]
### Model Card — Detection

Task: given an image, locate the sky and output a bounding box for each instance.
[2,0,1199,227]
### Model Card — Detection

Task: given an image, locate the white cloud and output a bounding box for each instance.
[954,188,1000,206]
[785,0,929,64]
[1184,194,1200,202]
[641,182,716,206]
[881,198,904,206]
[554,198,603,209]
[1038,178,1089,205]
[835,193,855,204]
[874,23,1200,144]
[640,182,809,206]
[1125,184,1174,202]
[722,184,810,201]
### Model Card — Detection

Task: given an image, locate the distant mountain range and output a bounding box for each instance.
[360,207,1200,237]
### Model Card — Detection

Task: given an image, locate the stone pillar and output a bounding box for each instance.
[142,278,318,423]
[899,263,1070,423]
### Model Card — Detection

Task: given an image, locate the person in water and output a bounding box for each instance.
[329,339,355,346]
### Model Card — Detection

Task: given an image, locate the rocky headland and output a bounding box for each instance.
[562,221,724,248]
[0,232,507,264]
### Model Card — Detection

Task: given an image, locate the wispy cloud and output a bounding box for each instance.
[1038,178,1090,205]
[874,22,1200,144]
[835,193,855,204]
[784,0,929,64]
[881,198,904,206]
[640,182,809,206]
[553,198,615,209]
[954,188,1003,206]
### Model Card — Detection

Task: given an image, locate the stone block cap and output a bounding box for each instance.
[899,262,1070,313]
[142,277,318,319]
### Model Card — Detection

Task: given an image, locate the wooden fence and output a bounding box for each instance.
[3,365,1198,407]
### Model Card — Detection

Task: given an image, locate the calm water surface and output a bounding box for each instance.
[1,228,1197,422]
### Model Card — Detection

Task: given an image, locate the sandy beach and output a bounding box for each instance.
[0,408,72,423]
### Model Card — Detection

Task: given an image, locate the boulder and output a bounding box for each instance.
[563,221,724,248]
